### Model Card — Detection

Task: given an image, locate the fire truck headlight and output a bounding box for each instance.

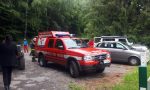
[83,55,93,61]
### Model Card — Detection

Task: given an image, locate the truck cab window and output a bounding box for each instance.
[55,39,64,50]
[48,39,54,48]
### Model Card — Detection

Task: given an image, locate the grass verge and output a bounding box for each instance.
[69,63,150,90]
[69,62,150,90]
[112,63,150,90]
[69,82,85,90]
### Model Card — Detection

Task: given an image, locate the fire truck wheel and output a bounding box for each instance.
[18,57,25,70]
[38,55,47,67]
[69,61,79,78]
[96,66,105,73]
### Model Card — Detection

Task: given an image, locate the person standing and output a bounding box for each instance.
[23,38,29,53]
[0,35,18,90]
[87,33,94,48]
[29,39,35,56]
[88,39,94,47]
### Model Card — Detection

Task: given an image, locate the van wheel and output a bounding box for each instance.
[129,57,140,66]
[69,61,79,78]
[38,55,47,67]
[96,66,105,73]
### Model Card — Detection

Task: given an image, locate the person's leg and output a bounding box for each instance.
[24,46,28,53]
[26,46,29,53]
[7,67,12,86]
[24,46,26,53]
[2,67,9,88]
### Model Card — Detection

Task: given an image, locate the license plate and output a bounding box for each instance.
[99,56,103,59]
[104,60,110,64]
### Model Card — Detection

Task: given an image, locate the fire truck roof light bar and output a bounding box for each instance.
[38,31,70,38]
[55,34,70,37]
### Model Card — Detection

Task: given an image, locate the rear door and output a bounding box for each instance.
[45,38,56,62]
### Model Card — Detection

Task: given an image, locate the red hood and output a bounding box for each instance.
[67,47,109,56]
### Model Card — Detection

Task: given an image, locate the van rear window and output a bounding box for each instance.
[118,39,126,43]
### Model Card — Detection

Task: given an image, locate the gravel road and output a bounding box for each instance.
[0,53,135,90]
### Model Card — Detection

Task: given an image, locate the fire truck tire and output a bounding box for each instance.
[38,55,47,67]
[18,57,25,70]
[96,66,105,73]
[69,61,79,78]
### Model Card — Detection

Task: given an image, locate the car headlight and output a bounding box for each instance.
[83,55,93,61]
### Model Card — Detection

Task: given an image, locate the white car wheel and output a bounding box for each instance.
[129,57,140,66]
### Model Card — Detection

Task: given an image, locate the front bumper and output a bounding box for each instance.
[78,59,111,71]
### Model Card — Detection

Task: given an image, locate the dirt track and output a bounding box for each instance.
[0,53,135,90]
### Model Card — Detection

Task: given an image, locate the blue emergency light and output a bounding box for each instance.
[55,34,70,37]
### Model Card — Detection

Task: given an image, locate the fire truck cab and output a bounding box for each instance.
[35,31,111,78]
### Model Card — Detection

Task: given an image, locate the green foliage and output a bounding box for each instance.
[69,82,85,90]
[84,0,150,46]
[0,0,27,40]
[113,64,150,90]
[0,0,149,46]
[113,69,139,90]
[68,64,150,90]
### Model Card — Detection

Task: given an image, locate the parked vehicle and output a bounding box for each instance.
[0,44,25,71]
[15,44,25,70]
[95,41,149,66]
[94,36,148,52]
[35,31,111,78]
[94,36,133,45]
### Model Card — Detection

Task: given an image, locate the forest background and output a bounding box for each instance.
[0,0,149,47]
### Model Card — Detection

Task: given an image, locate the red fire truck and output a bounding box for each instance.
[35,31,111,77]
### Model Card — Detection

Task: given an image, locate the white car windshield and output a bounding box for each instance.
[64,39,80,49]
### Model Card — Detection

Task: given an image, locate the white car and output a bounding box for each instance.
[95,41,149,65]
[94,36,148,52]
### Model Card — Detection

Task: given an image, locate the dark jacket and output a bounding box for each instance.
[0,42,18,67]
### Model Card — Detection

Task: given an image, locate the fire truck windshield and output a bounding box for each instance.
[64,39,80,49]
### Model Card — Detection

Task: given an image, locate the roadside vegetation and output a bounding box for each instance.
[69,83,85,90]
[112,63,150,90]
[69,63,150,90]
[0,0,150,47]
